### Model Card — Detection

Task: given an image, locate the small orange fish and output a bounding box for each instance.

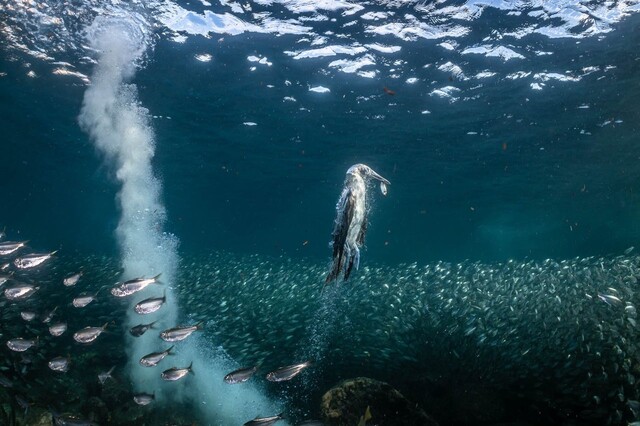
[383,87,395,96]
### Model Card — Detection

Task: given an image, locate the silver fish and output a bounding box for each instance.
[224,365,259,384]
[161,363,193,381]
[380,180,388,196]
[243,413,285,426]
[72,294,97,308]
[49,322,67,337]
[133,392,155,406]
[134,292,166,314]
[111,273,162,297]
[98,366,115,384]
[140,346,174,367]
[0,273,12,286]
[4,283,38,301]
[13,250,57,269]
[48,356,70,372]
[73,323,108,344]
[0,263,8,271]
[129,321,157,337]
[52,412,97,426]
[41,306,57,323]
[20,311,36,321]
[159,322,203,342]
[0,373,13,388]
[63,272,83,287]
[0,241,27,256]
[265,361,312,382]
[6,337,37,352]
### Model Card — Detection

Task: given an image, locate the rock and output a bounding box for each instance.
[320,377,438,426]
[24,407,53,426]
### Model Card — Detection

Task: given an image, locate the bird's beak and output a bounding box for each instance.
[368,169,390,185]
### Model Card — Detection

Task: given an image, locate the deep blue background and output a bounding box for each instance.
[1,13,640,264]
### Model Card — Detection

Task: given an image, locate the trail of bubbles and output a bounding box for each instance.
[78,13,285,424]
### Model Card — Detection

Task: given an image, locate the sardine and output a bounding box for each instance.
[243,413,285,426]
[159,322,203,342]
[73,323,108,344]
[20,311,36,321]
[51,412,97,426]
[161,363,193,381]
[48,356,70,372]
[0,241,27,256]
[98,366,115,384]
[133,392,155,405]
[13,250,57,269]
[140,346,174,367]
[4,283,38,300]
[224,365,259,384]
[0,373,13,388]
[129,321,157,337]
[111,273,162,297]
[134,291,166,314]
[72,294,97,308]
[6,337,37,352]
[265,361,312,382]
[41,306,57,323]
[0,273,12,286]
[49,322,67,337]
[63,272,83,287]
[380,181,388,196]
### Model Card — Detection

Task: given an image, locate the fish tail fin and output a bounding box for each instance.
[167,345,175,355]
[153,273,162,283]
[189,362,194,375]
[195,320,205,330]
[149,320,158,329]
[277,412,286,419]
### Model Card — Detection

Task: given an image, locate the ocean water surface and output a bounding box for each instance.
[1,0,640,425]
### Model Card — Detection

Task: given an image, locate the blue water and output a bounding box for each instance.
[2,1,640,424]
[3,23,640,263]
